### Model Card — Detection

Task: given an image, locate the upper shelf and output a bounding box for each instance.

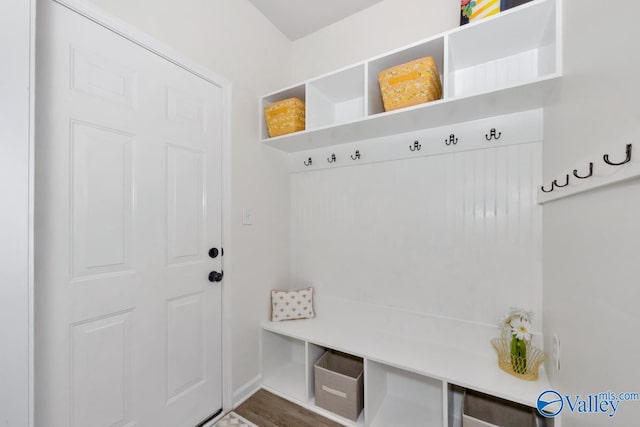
[260,0,561,153]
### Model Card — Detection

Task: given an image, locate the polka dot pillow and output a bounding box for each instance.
[271,287,315,322]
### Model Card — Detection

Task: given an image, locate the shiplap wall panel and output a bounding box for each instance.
[290,142,542,328]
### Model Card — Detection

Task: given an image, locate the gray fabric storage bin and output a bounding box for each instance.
[463,389,538,427]
[314,350,364,421]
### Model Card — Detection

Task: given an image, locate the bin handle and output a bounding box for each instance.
[322,385,347,399]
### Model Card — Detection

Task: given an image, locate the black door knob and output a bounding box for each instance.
[208,271,223,283]
[209,248,219,258]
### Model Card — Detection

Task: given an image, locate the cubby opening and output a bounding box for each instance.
[447,0,557,98]
[307,65,365,130]
[447,385,555,427]
[367,36,445,116]
[366,360,443,426]
[307,344,365,426]
[261,330,306,402]
[260,84,306,140]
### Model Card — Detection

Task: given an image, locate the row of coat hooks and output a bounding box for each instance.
[303,149,361,166]
[302,127,503,166]
[541,144,633,193]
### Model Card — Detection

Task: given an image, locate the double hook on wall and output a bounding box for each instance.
[541,144,632,193]
[485,128,502,141]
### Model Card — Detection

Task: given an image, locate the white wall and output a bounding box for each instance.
[84,0,292,394]
[291,0,458,81]
[543,0,640,425]
[0,0,34,425]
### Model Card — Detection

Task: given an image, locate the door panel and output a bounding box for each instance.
[167,145,205,265]
[71,312,134,427]
[167,293,206,402]
[36,1,224,426]
[71,121,134,278]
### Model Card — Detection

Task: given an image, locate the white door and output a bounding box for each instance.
[35,1,224,426]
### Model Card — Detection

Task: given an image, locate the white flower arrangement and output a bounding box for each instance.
[492,307,546,379]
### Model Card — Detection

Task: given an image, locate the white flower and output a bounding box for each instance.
[510,318,532,341]
[509,307,534,323]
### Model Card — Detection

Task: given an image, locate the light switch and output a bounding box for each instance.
[242,208,254,225]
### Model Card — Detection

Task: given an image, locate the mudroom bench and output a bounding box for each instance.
[260,297,554,427]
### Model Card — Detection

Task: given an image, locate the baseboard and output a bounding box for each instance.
[232,374,262,408]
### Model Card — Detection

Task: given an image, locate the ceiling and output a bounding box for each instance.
[248,0,385,41]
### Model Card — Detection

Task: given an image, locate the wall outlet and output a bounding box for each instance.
[552,334,560,372]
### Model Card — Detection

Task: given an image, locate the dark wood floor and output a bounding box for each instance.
[235,389,343,427]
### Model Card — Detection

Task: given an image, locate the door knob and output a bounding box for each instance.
[209,248,219,258]
[208,271,223,282]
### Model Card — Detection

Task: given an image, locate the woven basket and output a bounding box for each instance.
[264,97,305,138]
[378,56,442,112]
[491,338,546,381]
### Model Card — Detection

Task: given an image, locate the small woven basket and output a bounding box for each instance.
[378,56,442,112]
[491,337,546,381]
[264,97,305,138]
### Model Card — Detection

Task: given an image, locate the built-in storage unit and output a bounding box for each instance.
[260,0,561,152]
[261,297,554,427]
[260,1,561,426]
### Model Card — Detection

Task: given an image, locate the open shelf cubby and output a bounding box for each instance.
[260,0,561,153]
[261,329,306,402]
[307,64,366,130]
[367,36,445,116]
[260,83,306,140]
[446,0,558,98]
[366,360,443,427]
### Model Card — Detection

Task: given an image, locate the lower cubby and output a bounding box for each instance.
[448,384,555,427]
[307,343,365,426]
[261,330,306,402]
[366,360,443,427]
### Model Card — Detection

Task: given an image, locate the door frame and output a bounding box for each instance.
[37,0,235,418]
[1,1,36,426]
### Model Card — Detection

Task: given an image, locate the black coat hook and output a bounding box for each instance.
[327,154,336,163]
[603,144,632,166]
[445,134,458,146]
[304,157,312,166]
[409,141,421,151]
[351,150,361,160]
[553,174,570,188]
[573,162,593,179]
[485,128,502,141]
[541,183,554,193]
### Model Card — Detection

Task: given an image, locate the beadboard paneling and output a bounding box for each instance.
[290,142,542,328]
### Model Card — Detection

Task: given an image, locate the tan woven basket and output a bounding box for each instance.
[378,56,442,112]
[491,338,546,381]
[264,97,305,138]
